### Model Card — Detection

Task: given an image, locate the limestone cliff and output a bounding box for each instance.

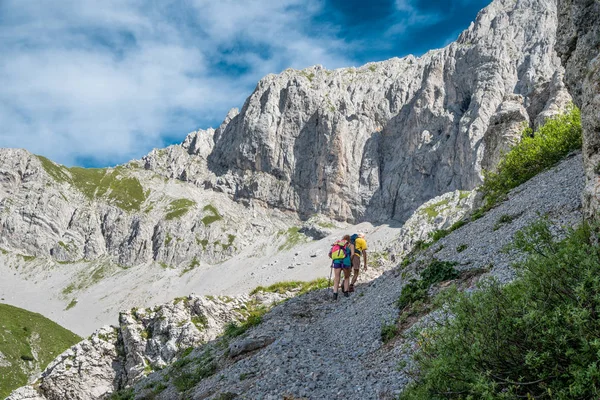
[555,0,600,218]
[203,0,570,223]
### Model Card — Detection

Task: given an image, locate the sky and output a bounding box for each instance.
[0,0,491,168]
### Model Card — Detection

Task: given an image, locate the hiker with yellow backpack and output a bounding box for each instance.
[328,235,352,300]
[349,232,367,292]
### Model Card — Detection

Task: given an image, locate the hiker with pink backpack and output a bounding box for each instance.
[328,234,352,300]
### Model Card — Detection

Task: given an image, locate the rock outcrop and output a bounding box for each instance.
[555,0,600,218]
[0,148,294,268]
[203,0,570,223]
[7,292,290,400]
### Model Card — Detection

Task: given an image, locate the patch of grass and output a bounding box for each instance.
[109,388,134,400]
[196,237,209,250]
[164,233,173,246]
[19,254,35,262]
[0,304,81,398]
[368,65,377,72]
[400,221,600,399]
[65,299,77,310]
[166,198,196,220]
[493,213,519,231]
[191,314,208,331]
[277,226,310,251]
[456,244,468,253]
[201,204,222,225]
[397,260,459,310]
[0,248,8,255]
[36,156,147,212]
[381,322,399,343]
[224,301,269,339]
[479,105,581,211]
[36,155,71,183]
[181,257,200,276]
[300,71,315,81]
[172,350,216,392]
[420,198,450,222]
[249,278,328,296]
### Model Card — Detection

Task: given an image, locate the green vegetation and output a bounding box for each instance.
[191,314,208,331]
[479,105,582,211]
[65,299,77,310]
[456,244,468,253]
[19,254,35,262]
[172,350,216,392]
[166,199,196,220]
[109,388,134,400]
[0,304,81,398]
[196,237,209,250]
[381,322,399,343]
[60,262,117,296]
[181,257,200,275]
[36,156,148,212]
[416,219,469,250]
[201,204,222,226]
[249,278,329,296]
[277,226,310,251]
[400,221,600,399]
[397,260,459,310]
[420,198,450,222]
[493,213,520,230]
[223,300,268,338]
[300,71,315,82]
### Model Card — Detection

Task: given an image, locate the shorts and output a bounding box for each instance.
[352,255,361,270]
[332,261,351,269]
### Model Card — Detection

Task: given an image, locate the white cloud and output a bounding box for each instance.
[388,0,443,36]
[0,0,352,166]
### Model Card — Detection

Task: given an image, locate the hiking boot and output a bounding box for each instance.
[349,284,355,292]
[343,291,349,298]
[333,292,338,300]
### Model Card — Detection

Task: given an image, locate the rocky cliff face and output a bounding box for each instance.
[555,0,600,218]
[0,148,295,268]
[203,0,570,223]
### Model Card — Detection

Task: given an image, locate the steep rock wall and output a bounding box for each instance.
[207,0,571,222]
[555,0,600,218]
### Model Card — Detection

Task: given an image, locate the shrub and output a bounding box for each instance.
[381,322,399,343]
[397,260,459,310]
[479,105,581,209]
[400,221,600,399]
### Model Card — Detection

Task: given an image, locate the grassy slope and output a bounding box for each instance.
[0,304,81,398]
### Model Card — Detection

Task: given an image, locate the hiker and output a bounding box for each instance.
[329,235,352,300]
[349,232,368,292]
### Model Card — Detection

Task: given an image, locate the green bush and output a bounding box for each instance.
[480,105,581,209]
[400,221,600,399]
[397,260,459,310]
[381,322,399,343]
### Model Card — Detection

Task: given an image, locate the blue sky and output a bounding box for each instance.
[0,0,491,167]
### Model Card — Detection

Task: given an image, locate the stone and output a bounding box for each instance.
[228,336,276,358]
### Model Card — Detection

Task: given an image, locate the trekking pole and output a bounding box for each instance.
[328,262,333,292]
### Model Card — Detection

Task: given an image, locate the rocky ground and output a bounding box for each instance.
[7,153,584,400]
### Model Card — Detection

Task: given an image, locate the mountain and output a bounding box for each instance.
[6,151,584,400]
[4,0,600,396]
[0,0,571,337]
